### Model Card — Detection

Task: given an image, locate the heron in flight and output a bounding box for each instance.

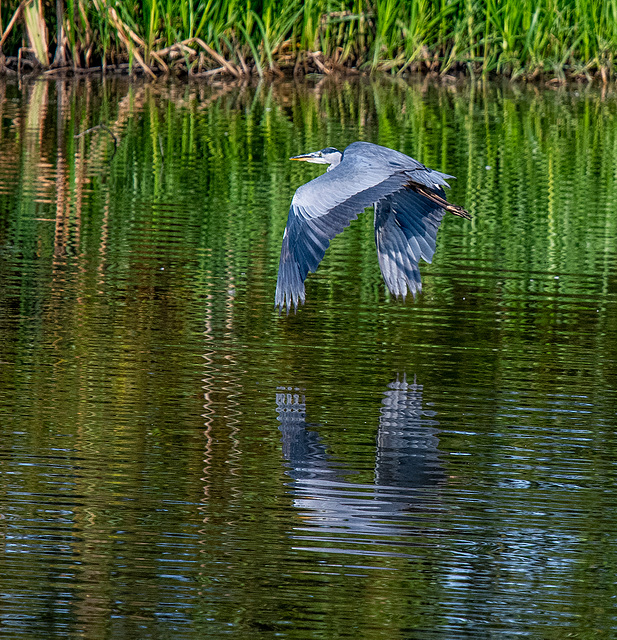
[275,141,470,312]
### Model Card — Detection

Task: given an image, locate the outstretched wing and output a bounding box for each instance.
[374,186,447,300]
[275,143,453,312]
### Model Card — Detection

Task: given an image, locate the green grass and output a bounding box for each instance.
[1,0,616,78]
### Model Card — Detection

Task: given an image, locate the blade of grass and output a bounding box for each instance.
[23,0,49,66]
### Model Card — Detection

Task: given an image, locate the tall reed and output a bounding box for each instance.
[0,0,615,78]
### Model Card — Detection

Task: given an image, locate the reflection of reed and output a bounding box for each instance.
[22,80,54,209]
[199,265,243,526]
[200,280,216,516]
[2,77,616,411]
[54,82,69,257]
[0,82,20,194]
[96,189,109,293]
[276,376,444,555]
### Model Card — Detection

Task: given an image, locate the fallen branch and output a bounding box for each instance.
[43,66,69,75]
[194,38,241,77]
[149,49,169,73]
[155,42,198,57]
[309,52,329,75]
[155,38,241,76]
[191,66,225,78]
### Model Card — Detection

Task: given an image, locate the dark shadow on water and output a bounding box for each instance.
[276,375,445,556]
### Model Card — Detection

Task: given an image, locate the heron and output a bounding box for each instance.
[275,141,470,312]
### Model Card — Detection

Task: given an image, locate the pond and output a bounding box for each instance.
[0,76,616,639]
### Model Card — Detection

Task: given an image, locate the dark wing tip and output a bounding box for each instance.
[378,253,424,301]
[275,234,306,314]
[274,288,305,315]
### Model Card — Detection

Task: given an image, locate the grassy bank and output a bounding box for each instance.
[1,0,616,80]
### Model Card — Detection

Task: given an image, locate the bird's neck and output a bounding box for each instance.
[326,153,342,171]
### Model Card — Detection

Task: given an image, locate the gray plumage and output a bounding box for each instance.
[275,141,470,312]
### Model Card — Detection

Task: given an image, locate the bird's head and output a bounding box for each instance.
[290,147,342,168]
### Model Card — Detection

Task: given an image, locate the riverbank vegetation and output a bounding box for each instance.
[1,0,616,81]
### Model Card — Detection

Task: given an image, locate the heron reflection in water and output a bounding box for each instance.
[276,142,470,312]
[275,375,444,549]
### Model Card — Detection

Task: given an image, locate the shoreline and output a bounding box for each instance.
[0,56,608,87]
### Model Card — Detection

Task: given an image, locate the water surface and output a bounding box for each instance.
[0,77,616,639]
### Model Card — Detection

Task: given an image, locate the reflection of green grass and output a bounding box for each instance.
[2,77,617,367]
[1,83,617,629]
[2,78,616,315]
[1,0,616,77]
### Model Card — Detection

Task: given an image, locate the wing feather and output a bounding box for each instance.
[374,187,447,300]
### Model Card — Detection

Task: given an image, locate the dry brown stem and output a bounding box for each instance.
[0,0,28,51]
